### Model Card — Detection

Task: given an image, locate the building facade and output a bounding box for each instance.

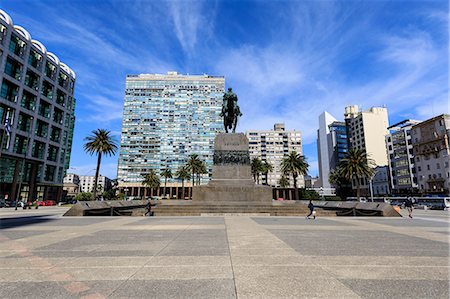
[79,175,111,193]
[246,123,303,187]
[317,111,348,191]
[411,114,450,195]
[344,105,389,195]
[372,166,390,196]
[386,119,420,194]
[63,173,79,198]
[117,72,224,197]
[0,10,76,202]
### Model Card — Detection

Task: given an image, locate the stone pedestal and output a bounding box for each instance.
[193,133,272,203]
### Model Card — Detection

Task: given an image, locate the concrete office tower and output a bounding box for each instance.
[386,119,420,194]
[411,114,450,195]
[317,112,348,189]
[317,112,336,189]
[79,175,111,193]
[246,123,303,187]
[344,105,389,166]
[0,10,76,202]
[117,72,224,197]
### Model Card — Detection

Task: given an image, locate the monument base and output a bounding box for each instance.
[192,185,272,204]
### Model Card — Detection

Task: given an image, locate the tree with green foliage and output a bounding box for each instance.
[83,129,118,201]
[186,154,202,187]
[261,161,273,185]
[251,157,264,184]
[278,175,290,188]
[101,190,116,201]
[74,192,93,201]
[336,148,375,200]
[142,170,160,196]
[281,151,309,200]
[196,161,208,185]
[299,188,319,200]
[176,166,191,199]
[160,168,172,198]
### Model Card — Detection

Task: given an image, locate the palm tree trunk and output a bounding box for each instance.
[356,177,361,201]
[256,174,259,185]
[92,153,102,200]
[265,172,268,185]
[164,177,167,199]
[293,174,298,201]
[181,179,184,200]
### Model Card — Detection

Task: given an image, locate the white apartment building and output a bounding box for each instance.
[63,173,79,198]
[412,114,450,195]
[386,119,420,194]
[246,123,304,187]
[344,105,389,166]
[79,175,111,193]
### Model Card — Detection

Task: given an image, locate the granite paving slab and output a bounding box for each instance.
[251,217,354,226]
[0,230,57,240]
[269,229,449,257]
[108,279,237,298]
[339,279,449,299]
[357,218,449,227]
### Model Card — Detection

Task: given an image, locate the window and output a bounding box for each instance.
[437,163,440,169]
[1,79,19,102]
[24,70,39,91]
[47,145,58,161]
[45,61,56,80]
[50,126,61,142]
[56,89,66,107]
[4,56,22,80]
[427,165,430,171]
[0,24,6,43]
[58,72,68,89]
[28,49,43,69]
[44,165,56,181]
[21,91,36,111]
[53,108,63,124]
[32,141,45,159]
[41,80,54,99]
[35,120,49,138]
[9,34,26,57]
[38,100,51,118]
[17,112,32,132]
[13,135,28,154]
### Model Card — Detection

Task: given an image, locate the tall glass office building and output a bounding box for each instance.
[117,72,224,197]
[0,10,76,202]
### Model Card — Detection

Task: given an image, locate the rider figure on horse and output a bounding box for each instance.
[220,88,242,133]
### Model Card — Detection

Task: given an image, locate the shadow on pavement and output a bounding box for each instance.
[0,215,56,229]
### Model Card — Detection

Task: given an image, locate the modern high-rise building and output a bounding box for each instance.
[386,119,420,194]
[246,123,303,187]
[117,72,224,197]
[317,112,348,189]
[344,105,389,166]
[411,114,450,195]
[0,10,76,202]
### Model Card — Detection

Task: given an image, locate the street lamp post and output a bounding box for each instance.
[124,188,129,201]
[369,177,374,202]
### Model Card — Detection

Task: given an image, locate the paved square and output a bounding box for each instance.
[0,207,449,298]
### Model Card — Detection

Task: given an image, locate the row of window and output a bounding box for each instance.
[4,32,74,90]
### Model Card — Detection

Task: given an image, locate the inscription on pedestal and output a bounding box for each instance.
[213,150,250,165]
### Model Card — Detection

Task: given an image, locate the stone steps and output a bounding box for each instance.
[152,204,336,216]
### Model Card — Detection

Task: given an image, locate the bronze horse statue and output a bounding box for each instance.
[220,88,242,133]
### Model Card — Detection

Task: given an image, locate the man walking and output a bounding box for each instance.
[405,197,414,218]
[306,200,316,219]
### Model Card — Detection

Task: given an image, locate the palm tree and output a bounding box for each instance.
[337,148,375,200]
[186,154,202,187]
[251,157,263,184]
[196,161,208,185]
[261,161,273,185]
[281,151,309,200]
[142,170,160,196]
[176,166,191,199]
[160,168,172,199]
[83,129,118,200]
[278,175,290,188]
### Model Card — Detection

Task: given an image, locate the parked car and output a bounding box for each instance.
[44,200,56,206]
[35,201,46,206]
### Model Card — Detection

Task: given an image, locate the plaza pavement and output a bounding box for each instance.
[0,207,449,299]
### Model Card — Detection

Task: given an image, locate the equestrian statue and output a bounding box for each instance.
[220,87,242,133]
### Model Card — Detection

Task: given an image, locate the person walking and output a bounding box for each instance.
[306,200,316,219]
[405,197,414,218]
[144,200,152,216]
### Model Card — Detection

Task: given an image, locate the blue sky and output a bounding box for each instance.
[2,0,448,179]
